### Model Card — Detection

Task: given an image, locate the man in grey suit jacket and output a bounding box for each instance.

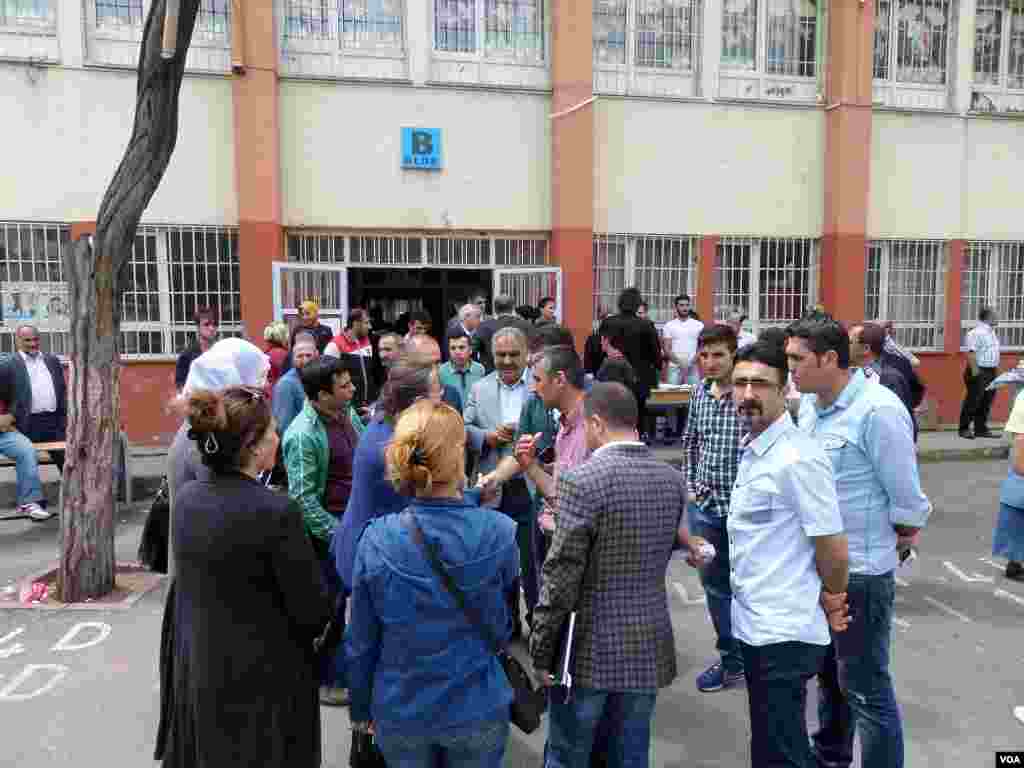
[464,324,533,636]
[531,382,708,768]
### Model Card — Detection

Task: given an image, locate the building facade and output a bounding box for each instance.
[2,0,1023,443]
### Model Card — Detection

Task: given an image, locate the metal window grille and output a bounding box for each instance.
[865,240,945,350]
[352,236,423,265]
[975,0,1005,85]
[874,0,951,85]
[634,0,702,71]
[287,234,346,264]
[342,0,404,50]
[633,236,697,324]
[721,0,757,70]
[592,235,628,321]
[0,222,69,356]
[765,0,816,77]
[425,237,491,267]
[495,238,548,266]
[435,0,476,53]
[0,0,53,25]
[962,242,1024,349]
[283,0,332,40]
[95,0,143,27]
[714,237,818,334]
[197,0,230,37]
[1011,2,1024,89]
[484,0,544,61]
[594,0,627,66]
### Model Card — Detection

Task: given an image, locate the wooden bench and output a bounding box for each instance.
[0,432,134,505]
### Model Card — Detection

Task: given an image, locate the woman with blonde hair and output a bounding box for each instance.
[263,320,290,390]
[348,399,518,768]
[157,385,329,768]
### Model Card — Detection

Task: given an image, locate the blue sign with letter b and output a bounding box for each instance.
[401,127,443,171]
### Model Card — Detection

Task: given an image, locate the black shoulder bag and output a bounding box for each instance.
[402,510,544,734]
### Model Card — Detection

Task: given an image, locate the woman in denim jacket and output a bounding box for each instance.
[348,399,519,768]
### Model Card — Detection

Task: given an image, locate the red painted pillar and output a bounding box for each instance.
[697,236,718,323]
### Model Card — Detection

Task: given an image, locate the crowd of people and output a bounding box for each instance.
[146,286,1024,768]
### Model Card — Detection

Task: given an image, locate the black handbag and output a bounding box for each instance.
[403,510,545,734]
[349,730,387,768]
[138,477,170,573]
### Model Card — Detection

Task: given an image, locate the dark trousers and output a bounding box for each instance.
[740,640,827,768]
[26,410,63,473]
[812,572,902,768]
[500,479,533,634]
[688,503,743,673]
[959,367,997,433]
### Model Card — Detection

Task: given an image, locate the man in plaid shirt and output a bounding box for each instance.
[682,323,747,692]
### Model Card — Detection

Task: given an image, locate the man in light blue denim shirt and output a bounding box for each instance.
[787,318,931,768]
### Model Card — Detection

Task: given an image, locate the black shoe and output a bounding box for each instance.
[1007,561,1024,582]
[975,430,999,439]
[958,430,975,440]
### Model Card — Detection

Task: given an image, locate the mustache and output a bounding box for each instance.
[738,401,762,413]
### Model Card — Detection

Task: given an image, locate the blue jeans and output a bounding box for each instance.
[740,640,827,768]
[0,430,43,506]
[375,718,509,768]
[545,686,658,768]
[689,502,743,674]
[812,572,903,768]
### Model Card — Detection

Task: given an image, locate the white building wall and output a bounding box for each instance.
[595,99,825,237]
[279,82,552,231]
[1,65,237,225]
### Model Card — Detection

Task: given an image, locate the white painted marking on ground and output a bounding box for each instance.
[980,558,1004,571]
[892,616,911,631]
[0,644,24,660]
[0,628,24,646]
[943,561,995,584]
[995,589,1024,610]
[51,622,111,652]
[0,664,68,701]
[922,595,972,623]
[672,583,707,606]
[894,576,910,587]
[1015,706,1024,726]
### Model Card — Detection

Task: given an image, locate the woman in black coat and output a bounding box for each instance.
[156,386,330,768]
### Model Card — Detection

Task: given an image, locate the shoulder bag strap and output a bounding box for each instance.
[401,509,504,657]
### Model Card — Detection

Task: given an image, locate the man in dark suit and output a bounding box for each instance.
[442,303,483,363]
[531,382,705,767]
[601,287,663,438]
[852,322,925,441]
[9,325,67,472]
[475,294,533,373]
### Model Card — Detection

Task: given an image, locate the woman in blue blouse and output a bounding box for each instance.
[348,399,519,768]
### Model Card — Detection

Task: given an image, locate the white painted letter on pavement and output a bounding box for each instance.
[0,627,25,660]
[942,561,994,584]
[0,664,68,701]
[51,622,111,652]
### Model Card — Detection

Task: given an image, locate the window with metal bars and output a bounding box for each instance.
[95,0,143,27]
[714,237,818,334]
[426,237,492,267]
[342,0,404,50]
[197,0,231,37]
[435,0,476,52]
[286,232,548,268]
[283,0,332,39]
[434,0,545,59]
[495,238,547,266]
[873,0,952,85]
[721,0,817,77]
[0,222,70,356]
[961,241,1024,349]
[0,0,54,25]
[593,0,701,72]
[592,234,698,324]
[593,0,627,65]
[865,240,946,350]
[973,0,1024,93]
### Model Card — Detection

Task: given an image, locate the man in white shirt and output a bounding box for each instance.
[662,294,704,386]
[960,306,1002,439]
[728,339,850,768]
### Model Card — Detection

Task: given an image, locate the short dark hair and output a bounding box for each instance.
[980,306,996,322]
[529,324,575,353]
[493,294,515,315]
[757,327,789,350]
[674,294,692,305]
[585,382,638,430]
[300,357,353,401]
[409,310,432,327]
[858,322,887,357]
[734,341,789,387]
[194,306,218,326]
[617,287,643,315]
[516,304,541,322]
[537,345,585,390]
[539,296,555,309]
[698,324,738,353]
[447,329,471,345]
[787,318,851,369]
[347,308,368,328]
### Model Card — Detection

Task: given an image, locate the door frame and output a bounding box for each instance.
[493,267,563,323]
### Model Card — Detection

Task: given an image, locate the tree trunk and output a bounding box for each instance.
[58,0,201,602]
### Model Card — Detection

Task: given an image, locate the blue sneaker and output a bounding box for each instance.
[696,662,744,692]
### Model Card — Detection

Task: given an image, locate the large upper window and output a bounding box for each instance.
[873,0,951,86]
[283,0,332,40]
[435,0,544,61]
[95,0,144,28]
[962,241,1024,349]
[342,0,404,49]
[721,0,817,77]
[972,0,1024,111]
[865,240,946,350]
[0,0,54,26]
[593,0,702,71]
[592,234,698,325]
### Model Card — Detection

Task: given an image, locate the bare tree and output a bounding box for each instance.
[58,0,201,602]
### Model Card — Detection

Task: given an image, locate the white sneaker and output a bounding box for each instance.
[21,503,51,521]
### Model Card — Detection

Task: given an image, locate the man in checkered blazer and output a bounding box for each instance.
[530,382,707,768]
